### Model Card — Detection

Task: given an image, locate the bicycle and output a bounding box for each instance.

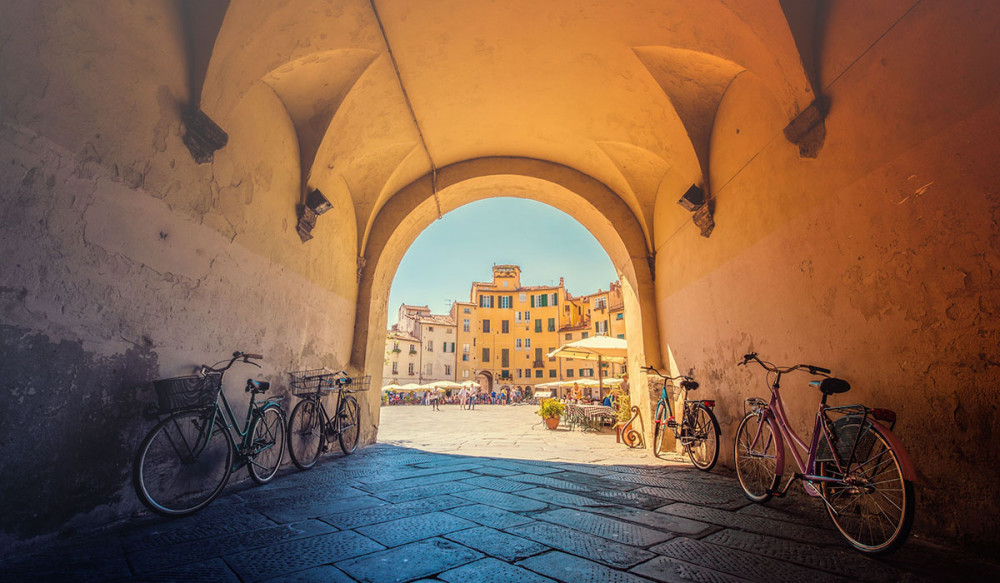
[286,369,368,470]
[133,352,287,516]
[643,366,721,470]
[734,352,916,554]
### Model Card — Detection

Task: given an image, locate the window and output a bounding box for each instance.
[524,311,531,321]
[582,332,589,339]
[535,370,543,378]
[595,321,608,334]
[535,319,543,333]
[519,292,527,302]
[446,342,456,353]
[463,319,470,332]
[462,354,469,361]
[580,368,594,377]
[427,341,433,351]
[501,320,510,333]
[525,338,531,348]
[463,370,470,378]
[524,368,532,377]
[535,348,543,364]
[482,319,491,333]
[392,362,398,374]
[548,348,555,362]
[516,339,522,349]
[616,313,623,320]
[551,293,558,305]
[500,295,512,309]
[565,333,572,340]
[617,334,625,339]
[479,295,494,308]
[548,317,556,332]
[516,312,521,322]
[501,370,510,379]
[463,343,470,353]
[428,326,434,332]
[517,369,523,378]
[501,349,510,367]
[482,347,490,362]
[464,307,471,313]
[425,364,433,375]
[567,369,574,377]
[444,365,451,375]
[408,363,415,375]
[549,369,557,378]
[595,297,607,310]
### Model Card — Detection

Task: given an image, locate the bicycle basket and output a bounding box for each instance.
[289,368,337,395]
[339,375,371,394]
[153,372,222,413]
[816,405,877,464]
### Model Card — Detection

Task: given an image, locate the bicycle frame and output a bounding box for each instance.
[751,371,916,497]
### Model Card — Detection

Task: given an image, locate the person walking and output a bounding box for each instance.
[430,388,440,410]
[458,385,469,409]
[468,384,477,410]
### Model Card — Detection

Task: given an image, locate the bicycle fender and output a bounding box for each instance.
[263,396,285,406]
[870,422,917,482]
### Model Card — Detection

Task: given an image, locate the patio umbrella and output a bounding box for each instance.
[461,380,481,388]
[428,380,464,390]
[547,335,627,391]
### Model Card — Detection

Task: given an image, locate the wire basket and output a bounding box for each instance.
[289,369,371,396]
[816,405,877,464]
[153,372,222,413]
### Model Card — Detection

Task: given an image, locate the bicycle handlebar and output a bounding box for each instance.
[201,351,264,375]
[641,365,694,382]
[739,352,830,376]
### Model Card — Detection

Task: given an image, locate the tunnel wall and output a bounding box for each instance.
[0,2,365,552]
[653,1,1000,549]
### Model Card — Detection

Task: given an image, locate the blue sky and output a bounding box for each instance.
[387,198,617,324]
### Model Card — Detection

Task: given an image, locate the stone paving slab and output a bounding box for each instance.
[444,526,550,561]
[445,504,536,530]
[129,557,241,583]
[354,470,481,494]
[0,537,132,582]
[702,529,903,582]
[584,488,674,509]
[517,550,655,583]
[655,503,843,545]
[518,487,613,508]
[439,557,557,583]
[129,520,336,574]
[355,511,479,547]
[629,556,751,583]
[633,486,749,510]
[461,475,537,492]
[372,480,478,504]
[649,538,842,583]
[120,504,277,553]
[248,489,380,523]
[586,505,716,537]
[482,460,564,475]
[335,537,483,583]
[535,508,673,547]
[508,473,596,492]
[223,530,385,583]
[320,494,467,530]
[257,564,355,582]
[472,466,522,477]
[453,487,549,512]
[507,521,654,569]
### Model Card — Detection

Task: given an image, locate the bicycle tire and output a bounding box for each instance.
[734,412,780,503]
[686,405,720,471]
[134,410,233,516]
[338,395,361,455]
[288,398,323,470]
[818,423,915,554]
[247,404,286,484]
[652,402,668,458]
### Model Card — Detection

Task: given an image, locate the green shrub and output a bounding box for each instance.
[537,398,566,419]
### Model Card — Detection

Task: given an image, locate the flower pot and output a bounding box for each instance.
[544,416,560,430]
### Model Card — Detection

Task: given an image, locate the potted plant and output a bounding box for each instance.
[537,398,566,430]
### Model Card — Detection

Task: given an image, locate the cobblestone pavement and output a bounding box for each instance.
[3,404,998,582]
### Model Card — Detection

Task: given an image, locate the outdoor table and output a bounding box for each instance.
[574,404,616,430]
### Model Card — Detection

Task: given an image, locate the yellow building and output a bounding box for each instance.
[469,265,625,396]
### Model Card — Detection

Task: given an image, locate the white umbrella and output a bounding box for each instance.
[427,380,464,389]
[548,335,627,391]
[461,380,481,388]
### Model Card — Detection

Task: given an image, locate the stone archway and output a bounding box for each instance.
[354,157,663,446]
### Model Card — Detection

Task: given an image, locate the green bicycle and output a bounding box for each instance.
[133,352,286,516]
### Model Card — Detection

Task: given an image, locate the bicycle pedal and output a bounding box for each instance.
[666,419,678,429]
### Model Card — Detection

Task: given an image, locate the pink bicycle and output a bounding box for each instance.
[735,352,915,554]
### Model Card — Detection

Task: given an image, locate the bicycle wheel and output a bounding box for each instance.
[247,405,286,484]
[134,410,233,516]
[734,412,780,503]
[685,405,720,471]
[652,402,668,458]
[287,398,323,470]
[338,395,361,455]
[819,424,915,554]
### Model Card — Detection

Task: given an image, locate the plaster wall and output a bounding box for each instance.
[653,0,1000,547]
[0,2,366,551]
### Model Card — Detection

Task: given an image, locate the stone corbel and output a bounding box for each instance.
[784,98,828,158]
[677,184,715,238]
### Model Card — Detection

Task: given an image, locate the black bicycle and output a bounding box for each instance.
[134,352,286,516]
[643,365,721,470]
[287,369,368,470]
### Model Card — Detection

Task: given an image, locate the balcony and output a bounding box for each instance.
[533,361,544,368]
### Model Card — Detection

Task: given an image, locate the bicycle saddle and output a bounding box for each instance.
[246,379,271,393]
[814,378,850,395]
[680,380,699,391]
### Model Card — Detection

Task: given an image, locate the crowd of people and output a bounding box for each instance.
[381,385,533,408]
